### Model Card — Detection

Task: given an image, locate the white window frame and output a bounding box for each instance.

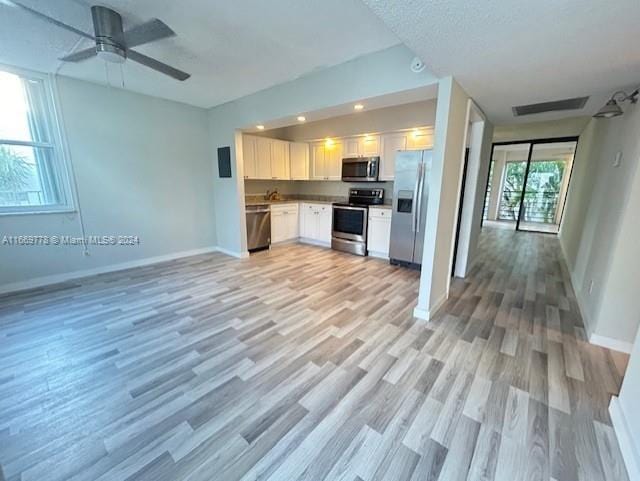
[0,63,76,216]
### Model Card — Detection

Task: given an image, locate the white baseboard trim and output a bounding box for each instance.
[368,250,389,260]
[559,242,632,354]
[413,293,447,321]
[298,238,331,248]
[0,245,222,295]
[590,334,633,354]
[216,246,249,259]
[413,305,430,320]
[573,269,632,353]
[429,293,447,318]
[609,396,640,481]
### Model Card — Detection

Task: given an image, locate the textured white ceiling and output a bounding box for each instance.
[361,0,640,123]
[0,0,401,108]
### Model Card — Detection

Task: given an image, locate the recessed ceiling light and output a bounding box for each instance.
[354,104,364,111]
[256,125,265,130]
[297,116,306,122]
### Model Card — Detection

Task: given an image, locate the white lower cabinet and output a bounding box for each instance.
[300,203,332,245]
[271,203,299,243]
[367,207,392,258]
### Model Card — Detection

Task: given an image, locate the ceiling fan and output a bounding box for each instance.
[5,1,190,81]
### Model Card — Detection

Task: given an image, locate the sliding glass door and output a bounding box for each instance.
[517,141,576,234]
[498,158,528,222]
[482,138,577,234]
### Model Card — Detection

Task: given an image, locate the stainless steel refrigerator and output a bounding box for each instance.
[389,149,432,267]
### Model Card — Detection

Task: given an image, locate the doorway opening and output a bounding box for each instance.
[481,137,578,234]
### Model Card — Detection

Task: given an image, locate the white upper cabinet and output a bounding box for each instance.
[361,135,381,156]
[344,138,361,157]
[270,139,290,180]
[243,135,292,180]
[256,137,273,179]
[310,142,326,180]
[407,128,433,150]
[244,128,430,182]
[380,129,433,180]
[380,133,408,181]
[242,135,258,179]
[324,140,343,180]
[343,135,380,158]
[290,142,310,180]
[310,141,342,181]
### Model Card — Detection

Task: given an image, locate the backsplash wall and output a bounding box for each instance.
[243,180,299,196]
[245,179,394,203]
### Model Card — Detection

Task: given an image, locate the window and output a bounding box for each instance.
[0,65,73,214]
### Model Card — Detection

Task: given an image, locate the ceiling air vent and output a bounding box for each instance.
[512,97,589,116]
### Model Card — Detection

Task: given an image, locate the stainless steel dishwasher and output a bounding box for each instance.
[245,204,271,252]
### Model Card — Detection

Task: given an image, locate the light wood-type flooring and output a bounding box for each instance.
[0,227,630,481]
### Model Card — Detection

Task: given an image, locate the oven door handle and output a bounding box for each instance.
[333,205,367,212]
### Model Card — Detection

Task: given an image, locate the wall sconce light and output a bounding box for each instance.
[594,88,639,118]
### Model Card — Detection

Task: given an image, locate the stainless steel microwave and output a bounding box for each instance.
[341,157,379,182]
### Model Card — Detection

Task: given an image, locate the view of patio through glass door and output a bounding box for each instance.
[482,138,578,234]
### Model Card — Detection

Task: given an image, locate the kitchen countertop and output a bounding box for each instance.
[245,199,334,206]
[246,199,392,208]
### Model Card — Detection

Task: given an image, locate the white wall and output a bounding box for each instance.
[454,104,494,277]
[493,116,590,142]
[244,100,436,205]
[244,180,300,196]
[270,100,436,141]
[560,103,640,350]
[0,76,216,291]
[415,77,471,319]
[208,45,439,255]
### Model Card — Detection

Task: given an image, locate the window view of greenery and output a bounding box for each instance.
[499,160,566,224]
[0,70,60,208]
[0,145,35,205]
[482,160,494,220]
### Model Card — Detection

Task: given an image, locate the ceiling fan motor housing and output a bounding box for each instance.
[91,5,126,63]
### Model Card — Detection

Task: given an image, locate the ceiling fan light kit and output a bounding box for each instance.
[6,1,190,81]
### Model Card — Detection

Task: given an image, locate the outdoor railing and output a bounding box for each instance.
[498,189,560,224]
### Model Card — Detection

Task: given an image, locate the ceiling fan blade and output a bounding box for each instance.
[120,19,175,48]
[3,0,94,40]
[127,50,190,81]
[60,47,97,62]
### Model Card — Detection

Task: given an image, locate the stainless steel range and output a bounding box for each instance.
[332,188,384,256]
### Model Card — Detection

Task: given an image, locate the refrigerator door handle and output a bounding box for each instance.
[415,161,425,234]
[411,162,422,233]
[411,163,422,232]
